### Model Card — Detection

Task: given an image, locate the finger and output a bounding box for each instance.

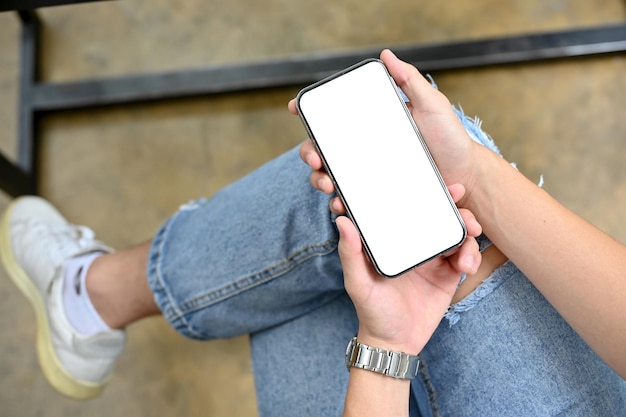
[447,183,466,204]
[299,139,324,170]
[336,216,362,255]
[329,196,346,215]
[458,207,482,238]
[381,49,458,127]
[380,49,453,116]
[380,50,432,101]
[448,236,481,275]
[310,170,335,194]
[288,98,298,115]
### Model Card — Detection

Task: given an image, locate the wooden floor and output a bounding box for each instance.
[1,1,625,415]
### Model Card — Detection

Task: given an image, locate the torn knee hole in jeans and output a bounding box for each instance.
[445,245,509,326]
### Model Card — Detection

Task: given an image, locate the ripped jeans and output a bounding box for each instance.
[146,112,626,416]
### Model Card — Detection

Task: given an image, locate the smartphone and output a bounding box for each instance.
[296,58,466,277]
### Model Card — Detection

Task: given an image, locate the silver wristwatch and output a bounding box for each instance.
[345,337,420,380]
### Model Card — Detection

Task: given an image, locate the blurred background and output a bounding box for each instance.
[1,1,625,415]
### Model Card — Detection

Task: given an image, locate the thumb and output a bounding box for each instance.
[336,216,372,287]
[336,216,362,257]
[380,49,432,104]
[381,49,453,117]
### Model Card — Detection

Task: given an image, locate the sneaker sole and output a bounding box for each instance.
[0,198,107,399]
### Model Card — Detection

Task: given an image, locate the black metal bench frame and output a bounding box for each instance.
[2,0,625,197]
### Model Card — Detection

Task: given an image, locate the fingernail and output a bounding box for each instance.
[463,254,479,274]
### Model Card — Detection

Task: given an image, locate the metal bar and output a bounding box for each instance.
[1,0,112,12]
[394,23,626,70]
[16,10,40,193]
[31,23,626,112]
[0,152,35,197]
[0,11,40,196]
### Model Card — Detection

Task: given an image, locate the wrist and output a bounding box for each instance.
[457,144,508,215]
[356,330,422,357]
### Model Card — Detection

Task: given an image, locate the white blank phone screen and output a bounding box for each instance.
[298,60,465,277]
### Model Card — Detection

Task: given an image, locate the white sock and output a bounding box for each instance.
[62,252,111,336]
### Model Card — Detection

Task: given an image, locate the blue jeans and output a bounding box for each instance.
[146,125,626,415]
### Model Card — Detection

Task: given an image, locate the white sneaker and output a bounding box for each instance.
[0,196,126,399]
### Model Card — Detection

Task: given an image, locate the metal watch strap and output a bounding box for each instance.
[345,337,420,380]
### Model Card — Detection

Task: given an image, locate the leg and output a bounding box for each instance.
[36,143,341,334]
[87,242,160,329]
[413,261,626,416]
[48,145,342,334]
[250,293,358,417]
[145,146,344,340]
[0,146,346,400]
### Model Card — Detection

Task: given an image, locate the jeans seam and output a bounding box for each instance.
[418,354,441,417]
[163,238,339,335]
[146,215,181,323]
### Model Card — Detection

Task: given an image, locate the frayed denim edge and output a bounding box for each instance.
[444,261,518,326]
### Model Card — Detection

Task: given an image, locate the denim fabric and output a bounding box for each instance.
[413,261,626,417]
[147,148,344,340]
[146,114,626,415]
[250,293,357,417]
